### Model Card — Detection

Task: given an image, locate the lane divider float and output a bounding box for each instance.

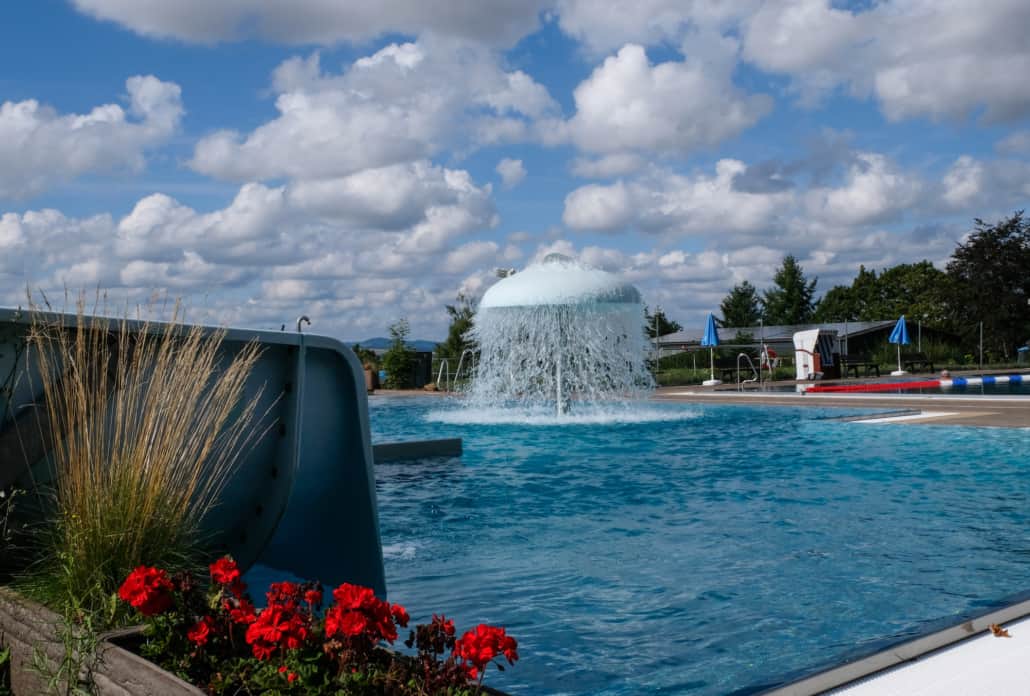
[806,374,1024,393]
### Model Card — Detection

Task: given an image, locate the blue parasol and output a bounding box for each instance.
[701,313,720,347]
[701,313,720,383]
[889,315,909,374]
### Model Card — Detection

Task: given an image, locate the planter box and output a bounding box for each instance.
[1,589,513,696]
[0,588,202,695]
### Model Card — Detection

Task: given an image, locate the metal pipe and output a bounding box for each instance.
[759,319,764,386]
[653,305,660,379]
[979,321,983,369]
[435,358,450,392]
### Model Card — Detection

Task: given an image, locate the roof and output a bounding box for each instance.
[657,320,896,347]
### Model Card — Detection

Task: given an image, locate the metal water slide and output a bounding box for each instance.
[0,307,386,596]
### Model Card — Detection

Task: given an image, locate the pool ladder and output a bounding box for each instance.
[435,349,477,392]
[736,353,759,390]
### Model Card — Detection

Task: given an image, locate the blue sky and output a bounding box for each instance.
[2,0,1029,340]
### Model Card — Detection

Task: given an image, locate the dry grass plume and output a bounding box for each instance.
[24,295,264,610]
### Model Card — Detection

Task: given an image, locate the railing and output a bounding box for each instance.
[435,358,450,392]
[455,349,476,383]
[434,350,477,392]
[736,352,759,390]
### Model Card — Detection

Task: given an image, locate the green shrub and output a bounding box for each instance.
[381,319,414,389]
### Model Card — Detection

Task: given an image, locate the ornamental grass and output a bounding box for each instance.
[22,296,264,614]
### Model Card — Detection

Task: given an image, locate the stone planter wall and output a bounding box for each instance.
[0,588,202,696]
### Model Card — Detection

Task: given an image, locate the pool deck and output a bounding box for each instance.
[654,372,1030,428]
[763,596,1030,695]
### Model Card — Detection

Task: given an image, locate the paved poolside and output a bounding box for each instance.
[763,596,1030,695]
[654,379,1030,428]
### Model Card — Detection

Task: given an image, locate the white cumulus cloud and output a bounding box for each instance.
[742,0,1030,122]
[191,41,558,182]
[804,153,921,226]
[0,76,182,199]
[563,159,793,238]
[71,0,547,46]
[565,43,771,158]
[1,162,504,341]
[495,158,526,189]
[556,0,754,56]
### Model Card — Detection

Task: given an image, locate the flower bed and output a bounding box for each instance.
[117,557,518,695]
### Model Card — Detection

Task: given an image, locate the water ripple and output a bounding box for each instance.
[371,398,1030,695]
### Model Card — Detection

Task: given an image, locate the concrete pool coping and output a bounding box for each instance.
[759,595,1030,695]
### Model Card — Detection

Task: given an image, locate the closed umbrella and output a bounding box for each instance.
[889,315,910,376]
[701,313,721,385]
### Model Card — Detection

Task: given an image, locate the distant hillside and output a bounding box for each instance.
[350,337,439,352]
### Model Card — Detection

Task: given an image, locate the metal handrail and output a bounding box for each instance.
[736,352,759,389]
[435,358,450,392]
[455,349,476,382]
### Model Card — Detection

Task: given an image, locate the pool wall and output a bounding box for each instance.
[0,306,386,596]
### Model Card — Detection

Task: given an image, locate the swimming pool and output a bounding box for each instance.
[370,397,1030,695]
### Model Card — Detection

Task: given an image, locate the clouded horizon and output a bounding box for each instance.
[3,0,1029,340]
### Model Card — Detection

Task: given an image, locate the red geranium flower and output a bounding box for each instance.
[187,616,215,646]
[229,598,257,625]
[209,556,240,586]
[325,583,403,644]
[267,581,301,606]
[391,603,410,628]
[251,641,275,661]
[117,566,174,617]
[304,588,322,607]
[455,624,519,679]
[332,583,375,611]
[245,603,311,660]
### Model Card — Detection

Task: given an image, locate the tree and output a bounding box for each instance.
[350,342,378,368]
[811,284,857,322]
[719,281,762,327]
[945,211,1030,359]
[876,261,949,323]
[381,318,414,389]
[644,306,682,338]
[762,255,817,325]
[435,293,477,365]
[812,262,948,323]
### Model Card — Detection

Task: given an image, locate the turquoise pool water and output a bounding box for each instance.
[370,398,1030,695]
